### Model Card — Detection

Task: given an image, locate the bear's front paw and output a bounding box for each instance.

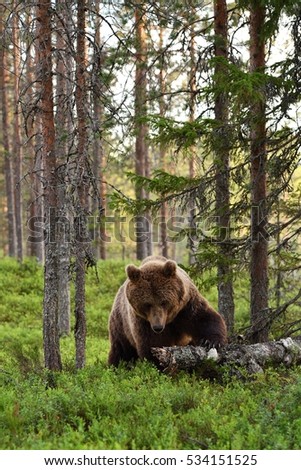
[199,338,223,350]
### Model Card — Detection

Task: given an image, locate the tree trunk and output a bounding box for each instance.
[135,4,149,260]
[214,0,234,334]
[249,3,269,343]
[25,7,42,261]
[74,0,88,369]
[12,5,23,262]
[0,6,17,257]
[152,337,301,375]
[159,22,168,258]
[31,9,45,264]
[188,18,197,265]
[32,114,45,264]
[55,0,71,336]
[38,0,62,371]
[92,0,106,260]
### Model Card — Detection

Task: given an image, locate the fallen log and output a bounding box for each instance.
[151,337,301,375]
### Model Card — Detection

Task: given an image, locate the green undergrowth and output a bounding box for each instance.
[0,257,301,450]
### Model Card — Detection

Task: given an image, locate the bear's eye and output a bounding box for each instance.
[161,300,169,308]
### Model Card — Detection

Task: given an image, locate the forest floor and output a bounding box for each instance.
[1,257,301,450]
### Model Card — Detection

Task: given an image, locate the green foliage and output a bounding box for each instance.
[147,115,218,150]
[127,170,194,196]
[206,58,294,120]
[2,360,301,449]
[1,257,301,450]
[0,257,43,327]
[109,191,151,216]
[85,259,128,338]
[109,170,199,215]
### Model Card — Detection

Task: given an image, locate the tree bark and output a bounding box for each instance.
[74,0,88,369]
[0,5,17,257]
[30,9,45,265]
[188,16,197,265]
[32,113,45,264]
[249,3,268,343]
[25,7,42,262]
[152,337,301,375]
[37,0,62,371]
[92,0,106,260]
[135,4,150,260]
[12,5,23,261]
[214,0,234,333]
[159,21,168,258]
[55,0,71,337]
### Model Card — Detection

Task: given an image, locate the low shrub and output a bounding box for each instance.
[1,257,301,450]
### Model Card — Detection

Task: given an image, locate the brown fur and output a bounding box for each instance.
[108,256,227,367]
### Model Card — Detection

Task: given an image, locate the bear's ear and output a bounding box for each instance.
[126,265,141,282]
[162,260,177,277]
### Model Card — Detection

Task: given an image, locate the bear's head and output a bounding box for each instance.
[125,260,187,333]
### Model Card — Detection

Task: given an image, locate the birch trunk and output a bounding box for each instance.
[152,337,301,375]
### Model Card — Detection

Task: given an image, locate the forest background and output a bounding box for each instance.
[0,0,301,451]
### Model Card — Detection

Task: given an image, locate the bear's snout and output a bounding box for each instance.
[151,324,165,334]
[148,307,167,334]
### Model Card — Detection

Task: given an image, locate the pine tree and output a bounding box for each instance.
[38,0,62,371]
[74,0,89,369]
[55,0,71,337]
[187,8,197,265]
[91,0,107,260]
[159,19,168,258]
[12,3,23,261]
[134,2,150,260]
[213,0,234,332]
[249,1,269,342]
[0,4,17,257]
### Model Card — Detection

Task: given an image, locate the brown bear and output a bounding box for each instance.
[108,256,227,367]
